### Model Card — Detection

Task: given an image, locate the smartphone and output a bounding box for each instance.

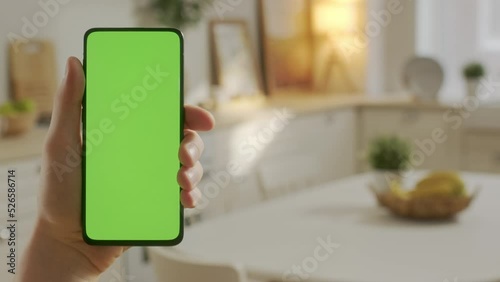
[83,28,184,246]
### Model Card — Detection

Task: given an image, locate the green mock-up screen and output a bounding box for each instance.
[83,29,183,244]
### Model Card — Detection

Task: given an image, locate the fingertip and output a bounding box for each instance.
[177,162,203,192]
[184,105,216,131]
[179,130,204,166]
[48,56,85,139]
[206,111,216,130]
[67,56,82,67]
[58,57,84,101]
[181,191,195,208]
[67,57,85,90]
[181,189,202,208]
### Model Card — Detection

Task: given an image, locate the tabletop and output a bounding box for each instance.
[176,172,500,282]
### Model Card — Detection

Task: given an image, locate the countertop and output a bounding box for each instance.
[210,93,457,128]
[0,94,496,163]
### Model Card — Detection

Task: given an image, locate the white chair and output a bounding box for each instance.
[148,247,248,282]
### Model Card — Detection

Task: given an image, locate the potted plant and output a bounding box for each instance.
[463,62,485,97]
[145,0,212,29]
[368,135,412,193]
[0,99,37,137]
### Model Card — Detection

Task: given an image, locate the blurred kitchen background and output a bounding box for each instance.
[1,1,500,282]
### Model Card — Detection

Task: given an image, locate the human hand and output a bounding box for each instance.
[17,57,215,282]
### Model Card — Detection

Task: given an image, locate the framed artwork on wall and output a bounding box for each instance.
[258,0,367,95]
[210,20,264,101]
[258,0,315,94]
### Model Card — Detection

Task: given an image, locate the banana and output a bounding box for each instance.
[384,171,467,201]
[389,180,410,200]
[412,171,466,198]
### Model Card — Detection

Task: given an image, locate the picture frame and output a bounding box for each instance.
[258,0,315,94]
[258,0,367,95]
[210,20,264,101]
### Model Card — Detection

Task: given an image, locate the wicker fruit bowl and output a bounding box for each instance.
[371,187,478,220]
[0,99,37,137]
[1,112,37,137]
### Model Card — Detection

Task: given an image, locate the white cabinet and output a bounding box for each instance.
[201,103,498,205]
[197,108,357,216]
[261,108,357,182]
[197,114,283,217]
[462,130,500,173]
[197,129,251,218]
[256,108,357,197]
[358,107,461,172]
[320,108,357,181]
[0,159,40,282]
[0,129,47,281]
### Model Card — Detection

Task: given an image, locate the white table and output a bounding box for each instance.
[176,173,500,282]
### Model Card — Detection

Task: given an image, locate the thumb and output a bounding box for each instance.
[46,57,85,145]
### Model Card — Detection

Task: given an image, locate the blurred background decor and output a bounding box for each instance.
[258,0,367,95]
[2,1,500,281]
[258,0,314,94]
[210,20,264,102]
[9,39,57,121]
[147,0,212,29]
[368,135,411,193]
[0,98,36,137]
[373,171,478,220]
[463,62,485,98]
[402,57,444,102]
[312,0,366,93]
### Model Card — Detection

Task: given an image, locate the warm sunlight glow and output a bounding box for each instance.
[313,0,358,35]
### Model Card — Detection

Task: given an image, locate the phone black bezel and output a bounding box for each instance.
[82,27,185,246]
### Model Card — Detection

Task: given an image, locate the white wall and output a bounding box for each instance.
[417,0,500,103]
[365,0,416,96]
[383,0,415,92]
[0,1,54,104]
[51,0,136,75]
[2,0,425,104]
[0,0,259,105]
[0,0,135,104]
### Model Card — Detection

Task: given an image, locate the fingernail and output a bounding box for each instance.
[187,168,199,183]
[64,59,70,80]
[187,143,199,160]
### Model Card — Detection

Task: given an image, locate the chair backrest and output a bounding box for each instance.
[148,247,247,282]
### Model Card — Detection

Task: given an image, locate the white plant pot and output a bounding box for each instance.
[372,170,401,194]
[466,78,480,98]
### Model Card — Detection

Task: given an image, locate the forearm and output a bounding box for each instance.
[16,221,100,282]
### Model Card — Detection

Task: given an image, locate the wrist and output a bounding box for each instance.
[16,220,100,282]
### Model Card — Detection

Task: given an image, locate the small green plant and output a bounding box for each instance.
[368,136,412,171]
[149,0,212,29]
[463,62,485,79]
[0,99,35,117]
